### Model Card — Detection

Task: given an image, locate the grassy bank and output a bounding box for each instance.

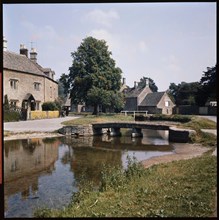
[34,154,217,217]
[62,113,134,125]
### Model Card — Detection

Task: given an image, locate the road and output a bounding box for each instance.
[4,116,80,132]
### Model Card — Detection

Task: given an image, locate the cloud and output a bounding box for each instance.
[89,28,120,52]
[84,9,119,27]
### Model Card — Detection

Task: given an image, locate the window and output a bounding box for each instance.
[36,101,40,110]
[10,79,18,89]
[34,82,40,91]
[50,86,52,98]
[10,100,17,108]
[165,101,170,107]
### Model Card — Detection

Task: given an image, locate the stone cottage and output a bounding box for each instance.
[3,38,58,116]
[124,78,175,115]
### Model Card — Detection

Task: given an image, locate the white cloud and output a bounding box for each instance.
[89,28,120,52]
[84,9,119,27]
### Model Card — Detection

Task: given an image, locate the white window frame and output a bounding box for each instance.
[34,82,40,91]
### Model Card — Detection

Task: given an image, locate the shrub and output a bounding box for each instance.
[4,110,20,122]
[42,102,59,111]
[135,114,191,123]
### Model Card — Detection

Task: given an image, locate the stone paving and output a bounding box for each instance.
[4,116,80,132]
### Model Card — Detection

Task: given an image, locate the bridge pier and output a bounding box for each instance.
[110,127,121,137]
[131,128,143,138]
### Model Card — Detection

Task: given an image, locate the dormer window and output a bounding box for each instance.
[34,82,40,91]
[10,79,18,89]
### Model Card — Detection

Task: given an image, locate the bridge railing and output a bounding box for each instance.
[121,111,148,117]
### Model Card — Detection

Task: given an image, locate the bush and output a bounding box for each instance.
[135,114,191,123]
[42,102,59,111]
[4,110,20,122]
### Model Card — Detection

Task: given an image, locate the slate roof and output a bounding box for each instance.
[125,87,144,98]
[3,51,45,76]
[139,92,165,106]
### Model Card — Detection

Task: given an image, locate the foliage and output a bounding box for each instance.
[34,155,217,217]
[168,82,199,105]
[135,114,192,123]
[138,77,158,92]
[3,94,10,110]
[196,65,217,106]
[66,36,123,114]
[4,110,20,122]
[42,101,59,111]
[58,73,69,98]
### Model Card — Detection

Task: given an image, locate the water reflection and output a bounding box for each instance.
[4,129,173,218]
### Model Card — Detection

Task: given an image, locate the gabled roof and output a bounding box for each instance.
[3,51,45,76]
[125,87,144,98]
[139,92,165,106]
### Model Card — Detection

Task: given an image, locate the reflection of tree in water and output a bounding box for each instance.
[22,139,40,155]
[4,140,21,158]
[69,147,122,186]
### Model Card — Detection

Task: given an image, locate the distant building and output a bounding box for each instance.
[124,78,175,115]
[3,37,58,117]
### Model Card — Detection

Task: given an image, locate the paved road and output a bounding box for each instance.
[4,116,80,132]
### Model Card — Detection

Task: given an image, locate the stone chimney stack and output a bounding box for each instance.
[122,77,126,85]
[145,78,149,87]
[134,81,137,88]
[3,36,7,51]
[20,44,28,57]
[30,48,37,63]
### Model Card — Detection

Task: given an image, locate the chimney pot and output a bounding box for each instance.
[122,77,126,85]
[30,48,37,63]
[3,36,7,51]
[20,44,28,57]
[134,81,137,88]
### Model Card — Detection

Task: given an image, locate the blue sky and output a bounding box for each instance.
[3,2,216,91]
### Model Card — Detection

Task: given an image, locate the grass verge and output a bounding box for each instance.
[62,113,134,126]
[34,154,217,217]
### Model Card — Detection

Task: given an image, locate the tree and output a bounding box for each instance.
[168,81,199,105]
[196,65,216,106]
[137,77,158,92]
[67,36,123,114]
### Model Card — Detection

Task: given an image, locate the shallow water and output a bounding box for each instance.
[4,129,174,218]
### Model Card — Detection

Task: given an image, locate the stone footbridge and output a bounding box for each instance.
[58,121,196,143]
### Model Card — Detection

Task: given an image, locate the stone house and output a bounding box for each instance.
[124,79,175,115]
[3,38,58,117]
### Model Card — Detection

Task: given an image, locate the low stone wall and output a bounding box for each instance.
[169,127,196,143]
[30,111,59,120]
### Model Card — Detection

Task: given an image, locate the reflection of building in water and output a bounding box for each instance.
[4,138,60,211]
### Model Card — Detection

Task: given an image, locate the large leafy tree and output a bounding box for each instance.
[68,36,123,114]
[137,77,158,92]
[196,65,216,106]
[168,81,199,105]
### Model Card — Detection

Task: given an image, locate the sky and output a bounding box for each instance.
[3,2,216,91]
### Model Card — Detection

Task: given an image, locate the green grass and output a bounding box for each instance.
[62,113,134,126]
[34,154,217,218]
[178,116,217,146]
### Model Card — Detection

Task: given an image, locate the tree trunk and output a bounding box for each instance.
[93,104,99,115]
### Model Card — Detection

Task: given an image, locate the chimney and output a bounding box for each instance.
[30,48,37,63]
[134,81,137,88]
[3,36,7,51]
[122,77,126,85]
[145,78,149,87]
[20,44,28,57]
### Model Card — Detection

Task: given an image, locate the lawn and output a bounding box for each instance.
[34,154,217,217]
